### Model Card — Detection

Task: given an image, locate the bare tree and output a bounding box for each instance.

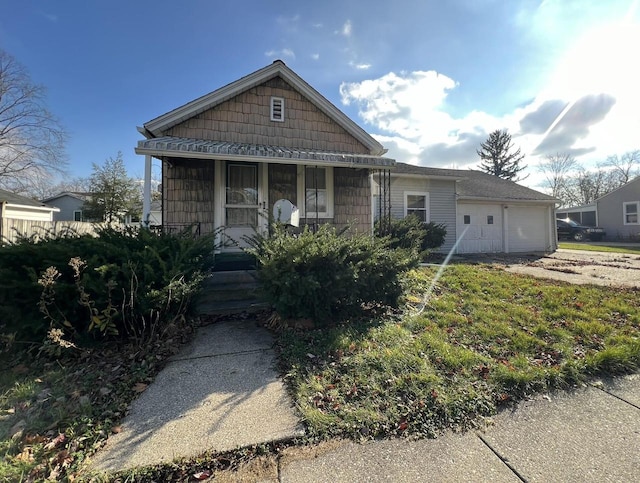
[604,150,640,185]
[477,129,527,181]
[0,49,67,194]
[27,176,90,201]
[538,152,577,204]
[564,167,618,206]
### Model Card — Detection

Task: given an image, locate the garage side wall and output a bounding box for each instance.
[387,176,457,252]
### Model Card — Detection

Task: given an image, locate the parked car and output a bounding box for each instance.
[556,218,605,241]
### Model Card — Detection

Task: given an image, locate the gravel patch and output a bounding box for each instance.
[456,249,640,288]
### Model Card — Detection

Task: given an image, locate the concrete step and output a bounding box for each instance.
[195,269,266,315]
[202,270,259,287]
[197,286,261,303]
[195,299,269,316]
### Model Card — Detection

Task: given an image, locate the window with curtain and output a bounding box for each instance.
[305,167,327,214]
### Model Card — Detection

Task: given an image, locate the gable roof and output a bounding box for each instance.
[0,189,60,211]
[393,163,557,203]
[140,60,385,156]
[42,192,91,203]
[595,176,640,202]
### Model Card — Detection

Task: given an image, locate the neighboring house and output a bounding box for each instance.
[595,176,640,240]
[42,192,90,221]
[556,177,640,240]
[0,189,60,222]
[147,200,162,226]
[376,163,558,254]
[136,60,394,251]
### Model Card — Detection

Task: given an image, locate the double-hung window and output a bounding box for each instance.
[624,201,639,224]
[301,166,333,218]
[405,192,429,222]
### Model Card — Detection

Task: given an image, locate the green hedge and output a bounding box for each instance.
[246,224,418,323]
[375,216,447,260]
[0,227,216,345]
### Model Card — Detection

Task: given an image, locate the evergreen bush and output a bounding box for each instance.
[0,226,215,345]
[375,216,447,260]
[246,224,418,323]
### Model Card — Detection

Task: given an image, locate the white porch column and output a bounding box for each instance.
[142,154,152,228]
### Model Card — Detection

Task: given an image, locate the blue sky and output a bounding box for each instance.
[2,0,639,189]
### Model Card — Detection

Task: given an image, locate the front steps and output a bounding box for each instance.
[195,270,268,316]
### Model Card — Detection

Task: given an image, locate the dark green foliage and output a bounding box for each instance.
[0,226,216,344]
[246,224,418,323]
[375,216,447,260]
[477,129,526,181]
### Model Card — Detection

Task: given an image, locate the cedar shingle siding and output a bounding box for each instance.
[333,168,371,233]
[162,158,215,235]
[165,77,370,154]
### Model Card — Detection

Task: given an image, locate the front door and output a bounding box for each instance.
[223,162,264,250]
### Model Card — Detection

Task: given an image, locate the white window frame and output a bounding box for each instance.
[404,191,430,223]
[297,166,334,218]
[270,96,285,122]
[623,201,639,225]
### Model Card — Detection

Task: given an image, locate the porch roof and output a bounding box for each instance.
[135,136,395,168]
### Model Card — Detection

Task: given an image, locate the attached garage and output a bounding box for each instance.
[388,163,558,255]
[456,202,556,254]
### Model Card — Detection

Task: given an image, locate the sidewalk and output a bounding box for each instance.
[279,375,640,482]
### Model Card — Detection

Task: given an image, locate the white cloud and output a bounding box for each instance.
[311,53,320,60]
[341,20,352,37]
[264,48,295,59]
[349,61,371,70]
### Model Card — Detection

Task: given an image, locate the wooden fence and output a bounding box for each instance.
[0,218,114,245]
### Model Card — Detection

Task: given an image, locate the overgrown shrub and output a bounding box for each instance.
[246,224,418,323]
[0,226,216,346]
[375,216,447,260]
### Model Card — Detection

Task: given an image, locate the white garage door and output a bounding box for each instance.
[456,204,503,253]
[507,206,550,252]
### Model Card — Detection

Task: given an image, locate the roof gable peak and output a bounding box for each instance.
[141,61,385,155]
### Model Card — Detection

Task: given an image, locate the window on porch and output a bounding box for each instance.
[302,166,334,218]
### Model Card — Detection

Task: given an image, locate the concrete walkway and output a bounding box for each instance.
[90,319,303,472]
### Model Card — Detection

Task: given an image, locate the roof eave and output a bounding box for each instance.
[6,203,60,212]
[135,145,393,169]
[457,195,558,204]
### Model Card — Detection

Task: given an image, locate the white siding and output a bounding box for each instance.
[4,206,54,221]
[456,203,504,253]
[384,176,457,252]
[507,205,553,252]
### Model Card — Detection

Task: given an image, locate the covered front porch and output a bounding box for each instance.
[137,137,393,252]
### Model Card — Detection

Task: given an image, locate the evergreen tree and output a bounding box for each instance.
[477,129,526,181]
[83,152,140,222]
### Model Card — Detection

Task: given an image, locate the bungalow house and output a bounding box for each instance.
[376,163,558,254]
[42,192,89,221]
[556,177,640,240]
[136,60,394,250]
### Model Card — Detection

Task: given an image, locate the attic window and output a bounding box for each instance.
[271,97,284,122]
